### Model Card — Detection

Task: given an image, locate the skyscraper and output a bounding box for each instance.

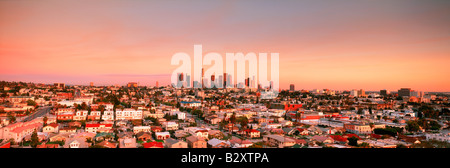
[223,73,227,89]
[186,74,191,88]
[358,89,366,97]
[380,89,389,96]
[398,88,411,97]
[290,84,295,91]
[245,77,250,87]
[218,75,223,88]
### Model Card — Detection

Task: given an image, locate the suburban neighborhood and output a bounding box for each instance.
[0,81,449,148]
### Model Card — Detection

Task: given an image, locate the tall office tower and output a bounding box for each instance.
[350,89,358,97]
[186,74,191,88]
[358,89,366,97]
[223,73,227,89]
[201,68,204,88]
[127,82,138,88]
[178,73,184,81]
[380,89,389,96]
[290,84,295,91]
[156,81,159,87]
[245,77,250,87]
[90,82,94,87]
[193,81,199,88]
[218,75,223,88]
[410,90,422,97]
[54,83,65,88]
[226,74,232,88]
[251,76,255,88]
[398,88,412,97]
[202,68,205,77]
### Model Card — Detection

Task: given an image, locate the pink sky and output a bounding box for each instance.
[1,0,450,92]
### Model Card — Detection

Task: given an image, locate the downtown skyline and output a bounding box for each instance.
[1,0,450,92]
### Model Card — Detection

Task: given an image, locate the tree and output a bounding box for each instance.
[239,117,249,129]
[30,129,39,148]
[230,112,236,124]
[43,116,48,126]
[27,100,37,107]
[357,108,363,115]
[347,136,358,146]
[406,121,420,132]
[81,102,88,110]
[7,113,16,123]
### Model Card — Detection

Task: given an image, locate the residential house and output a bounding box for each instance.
[96,141,117,148]
[263,135,296,148]
[307,126,324,135]
[0,120,43,142]
[57,111,74,121]
[64,138,89,148]
[101,111,115,121]
[155,132,170,140]
[94,132,115,142]
[208,138,231,148]
[287,128,310,136]
[186,135,207,148]
[133,126,151,134]
[344,123,372,134]
[241,129,261,138]
[73,110,88,121]
[151,126,163,133]
[85,123,113,133]
[162,121,179,131]
[136,132,153,142]
[229,137,253,148]
[59,127,77,133]
[164,138,188,148]
[87,111,101,121]
[310,135,335,144]
[36,143,60,148]
[115,108,143,120]
[49,133,71,142]
[42,123,59,133]
[119,137,137,148]
[143,141,164,148]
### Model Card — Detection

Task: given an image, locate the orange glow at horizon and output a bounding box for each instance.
[1,0,450,92]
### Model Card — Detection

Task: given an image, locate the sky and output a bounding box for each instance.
[1,0,450,92]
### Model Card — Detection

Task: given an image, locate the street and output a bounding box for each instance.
[20,106,52,122]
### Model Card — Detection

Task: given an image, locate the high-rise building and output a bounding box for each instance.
[410,90,423,98]
[127,82,138,88]
[398,88,411,97]
[90,82,94,87]
[380,89,389,96]
[350,89,358,97]
[290,84,295,91]
[358,89,366,97]
[218,75,223,88]
[223,73,227,89]
[178,73,184,81]
[226,74,232,88]
[156,81,159,87]
[54,83,65,88]
[245,77,250,87]
[186,74,191,88]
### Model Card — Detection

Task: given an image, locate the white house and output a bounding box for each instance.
[102,111,115,121]
[115,108,143,120]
